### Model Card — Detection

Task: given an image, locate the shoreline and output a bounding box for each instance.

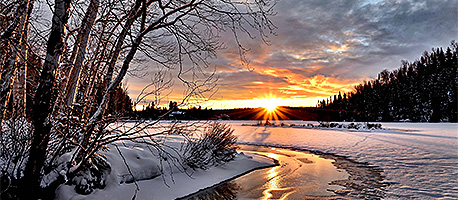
[247,143,390,199]
[181,144,389,200]
[176,157,279,200]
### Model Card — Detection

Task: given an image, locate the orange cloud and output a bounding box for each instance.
[128,64,360,109]
[326,44,348,53]
[253,68,358,98]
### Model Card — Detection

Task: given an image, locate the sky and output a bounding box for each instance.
[127,0,458,110]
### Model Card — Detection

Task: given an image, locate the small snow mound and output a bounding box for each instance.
[105,145,161,185]
[237,152,252,159]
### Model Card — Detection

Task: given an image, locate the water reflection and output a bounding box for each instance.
[262,167,279,200]
[261,158,297,200]
[181,145,350,200]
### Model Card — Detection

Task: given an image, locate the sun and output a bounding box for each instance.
[257,98,281,112]
[264,104,278,112]
[253,97,289,121]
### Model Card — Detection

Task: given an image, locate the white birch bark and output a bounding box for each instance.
[63,0,100,107]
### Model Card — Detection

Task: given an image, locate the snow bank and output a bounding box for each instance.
[242,121,386,132]
[230,120,458,199]
[54,134,274,200]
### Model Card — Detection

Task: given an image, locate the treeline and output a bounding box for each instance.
[0,0,276,198]
[135,106,349,121]
[135,102,215,120]
[318,42,457,122]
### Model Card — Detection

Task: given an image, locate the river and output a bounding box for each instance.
[181,144,387,200]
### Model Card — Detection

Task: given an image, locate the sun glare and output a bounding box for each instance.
[264,104,278,112]
[250,97,293,121]
[257,98,282,112]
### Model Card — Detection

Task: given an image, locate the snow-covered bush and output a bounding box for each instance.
[183,123,238,170]
[0,118,31,199]
[39,151,111,195]
[318,122,383,130]
[70,157,111,194]
[0,118,31,179]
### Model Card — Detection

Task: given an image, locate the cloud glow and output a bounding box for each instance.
[127,0,457,109]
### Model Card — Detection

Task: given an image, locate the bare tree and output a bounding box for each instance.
[0,0,277,198]
[0,0,35,126]
[61,0,100,107]
[22,0,71,195]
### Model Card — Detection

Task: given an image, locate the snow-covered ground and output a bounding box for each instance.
[229,121,458,199]
[55,134,274,200]
[53,121,457,199]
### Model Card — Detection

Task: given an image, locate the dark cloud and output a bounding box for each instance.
[130,0,457,106]
[215,0,456,81]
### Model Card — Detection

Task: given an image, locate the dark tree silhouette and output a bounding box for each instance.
[320,41,458,122]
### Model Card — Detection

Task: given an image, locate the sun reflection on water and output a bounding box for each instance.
[261,155,296,200]
[238,146,348,199]
[262,167,279,199]
[266,167,278,180]
[265,152,279,160]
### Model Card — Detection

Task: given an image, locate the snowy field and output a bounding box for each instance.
[229,121,458,199]
[53,121,457,199]
[55,134,274,200]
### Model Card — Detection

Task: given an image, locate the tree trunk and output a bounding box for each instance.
[11,0,34,119]
[22,0,71,196]
[0,47,18,123]
[0,0,31,127]
[62,0,100,107]
[71,0,145,170]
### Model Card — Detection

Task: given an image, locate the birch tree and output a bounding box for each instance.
[0,0,277,198]
[61,0,100,107]
[22,0,71,196]
[0,0,34,126]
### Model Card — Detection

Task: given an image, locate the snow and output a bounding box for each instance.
[55,134,274,200]
[54,121,457,199]
[243,121,386,132]
[229,121,458,199]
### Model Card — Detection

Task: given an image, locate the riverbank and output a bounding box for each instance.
[181,144,388,200]
[56,142,387,200]
[54,121,457,199]
[56,141,387,199]
[54,135,276,200]
[229,121,458,199]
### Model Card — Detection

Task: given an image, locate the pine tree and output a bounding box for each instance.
[322,42,458,122]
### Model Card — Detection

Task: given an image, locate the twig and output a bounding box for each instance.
[114,144,140,200]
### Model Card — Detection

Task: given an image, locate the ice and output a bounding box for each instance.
[53,121,457,199]
[228,121,458,199]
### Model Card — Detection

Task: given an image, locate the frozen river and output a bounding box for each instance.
[225,121,458,199]
[183,144,387,199]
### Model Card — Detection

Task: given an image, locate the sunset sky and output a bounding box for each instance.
[127,0,457,110]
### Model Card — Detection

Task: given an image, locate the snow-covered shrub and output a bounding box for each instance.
[70,157,111,195]
[0,118,31,179]
[318,122,383,130]
[366,123,382,129]
[0,118,31,199]
[183,123,238,170]
[40,149,111,195]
